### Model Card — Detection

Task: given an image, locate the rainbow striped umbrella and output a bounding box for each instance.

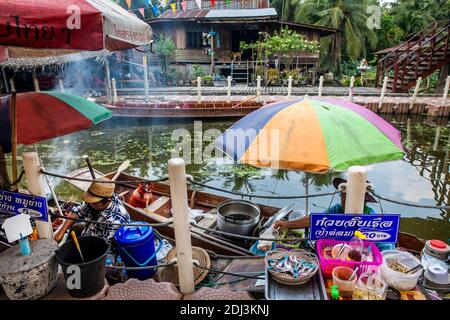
[216,97,404,173]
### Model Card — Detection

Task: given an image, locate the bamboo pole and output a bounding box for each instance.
[59,79,65,92]
[442,76,450,106]
[287,76,293,98]
[1,67,9,93]
[167,158,195,294]
[227,76,232,103]
[318,76,324,97]
[105,59,112,103]
[22,152,53,239]
[9,78,15,92]
[143,55,149,104]
[32,69,40,92]
[349,76,355,102]
[257,75,261,96]
[378,76,388,111]
[409,77,422,111]
[433,126,441,152]
[111,78,118,105]
[344,166,368,214]
[197,77,202,103]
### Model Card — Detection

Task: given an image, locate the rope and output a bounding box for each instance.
[187,178,339,199]
[1,170,25,189]
[106,261,176,270]
[49,211,173,228]
[369,189,450,209]
[41,169,168,184]
[191,222,307,242]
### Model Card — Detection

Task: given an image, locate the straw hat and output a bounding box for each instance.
[82,177,115,204]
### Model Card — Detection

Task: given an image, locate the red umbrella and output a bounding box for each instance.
[0,0,152,66]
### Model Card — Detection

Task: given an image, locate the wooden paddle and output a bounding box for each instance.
[112,160,130,181]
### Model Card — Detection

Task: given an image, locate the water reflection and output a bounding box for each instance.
[12,114,450,241]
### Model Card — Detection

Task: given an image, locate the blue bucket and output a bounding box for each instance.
[114,222,163,280]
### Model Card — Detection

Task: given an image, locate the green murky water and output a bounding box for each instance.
[9,114,450,242]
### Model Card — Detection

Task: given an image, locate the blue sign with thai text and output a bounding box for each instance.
[0,189,48,222]
[310,213,401,243]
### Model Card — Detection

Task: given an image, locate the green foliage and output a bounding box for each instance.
[192,64,205,80]
[154,34,176,84]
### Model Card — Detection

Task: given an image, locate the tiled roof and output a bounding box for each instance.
[151,8,276,21]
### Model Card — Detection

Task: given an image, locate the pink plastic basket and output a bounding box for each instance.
[316,239,382,279]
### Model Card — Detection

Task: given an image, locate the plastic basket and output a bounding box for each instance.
[316,239,382,279]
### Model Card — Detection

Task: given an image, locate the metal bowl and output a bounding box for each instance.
[216,199,261,237]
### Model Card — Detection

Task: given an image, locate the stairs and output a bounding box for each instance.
[376,22,450,93]
[231,61,250,84]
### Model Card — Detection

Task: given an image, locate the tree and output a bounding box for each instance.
[154,34,176,85]
[293,0,378,74]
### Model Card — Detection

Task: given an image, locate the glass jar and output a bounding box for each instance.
[352,272,387,300]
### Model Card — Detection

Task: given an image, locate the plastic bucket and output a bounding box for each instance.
[114,222,162,280]
[55,236,109,298]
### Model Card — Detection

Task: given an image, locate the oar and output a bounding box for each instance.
[70,231,85,263]
[82,155,96,179]
[112,160,130,181]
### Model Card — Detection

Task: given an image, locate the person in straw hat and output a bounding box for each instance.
[275,177,395,251]
[54,177,130,244]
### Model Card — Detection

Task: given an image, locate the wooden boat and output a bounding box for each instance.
[65,168,427,256]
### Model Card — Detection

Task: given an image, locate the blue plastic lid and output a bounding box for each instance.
[114,221,154,246]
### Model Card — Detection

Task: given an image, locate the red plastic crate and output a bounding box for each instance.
[316,239,383,279]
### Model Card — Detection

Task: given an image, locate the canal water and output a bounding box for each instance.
[12,113,450,242]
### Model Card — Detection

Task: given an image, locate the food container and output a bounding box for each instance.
[422,240,450,261]
[380,250,422,291]
[317,239,382,279]
[216,199,260,237]
[332,266,357,298]
[424,260,450,285]
[352,273,387,300]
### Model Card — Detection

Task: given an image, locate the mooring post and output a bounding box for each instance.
[111,78,118,105]
[409,77,422,111]
[143,55,150,104]
[32,70,40,92]
[378,76,388,111]
[58,79,65,92]
[22,152,53,239]
[344,166,368,214]
[287,76,293,98]
[197,77,202,103]
[318,76,324,97]
[9,78,15,93]
[349,76,355,102]
[442,76,450,106]
[257,75,261,96]
[227,76,232,103]
[168,158,195,294]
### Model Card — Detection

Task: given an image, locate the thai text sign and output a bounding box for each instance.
[310,214,400,243]
[0,190,48,222]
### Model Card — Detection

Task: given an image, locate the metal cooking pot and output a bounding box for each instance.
[216,199,261,237]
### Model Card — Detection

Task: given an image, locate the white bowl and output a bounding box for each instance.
[425,264,450,285]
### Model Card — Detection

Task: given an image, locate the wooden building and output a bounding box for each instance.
[146,0,337,83]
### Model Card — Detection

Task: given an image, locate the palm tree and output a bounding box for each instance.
[293,0,378,74]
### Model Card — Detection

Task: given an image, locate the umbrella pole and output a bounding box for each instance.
[305,172,309,215]
[11,91,18,192]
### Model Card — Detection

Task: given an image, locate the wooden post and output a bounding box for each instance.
[22,152,53,239]
[409,77,422,111]
[197,77,202,103]
[257,75,261,96]
[287,76,293,98]
[105,59,112,103]
[111,78,118,105]
[1,67,9,93]
[143,55,150,104]
[378,76,388,111]
[9,78,15,92]
[210,31,215,76]
[167,158,195,294]
[406,118,412,148]
[227,76,232,103]
[442,75,450,106]
[58,79,65,92]
[344,166,368,214]
[349,76,355,102]
[32,69,40,92]
[318,76,324,97]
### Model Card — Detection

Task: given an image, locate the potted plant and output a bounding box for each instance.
[213,74,227,87]
[177,69,186,86]
[203,75,213,86]
[268,68,278,86]
[191,64,205,85]
[282,71,288,85]
[298,75,307,86]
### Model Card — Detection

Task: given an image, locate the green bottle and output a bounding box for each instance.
[331,285,340,300]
